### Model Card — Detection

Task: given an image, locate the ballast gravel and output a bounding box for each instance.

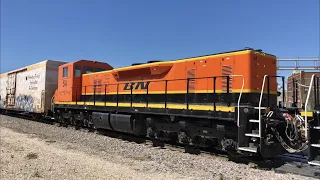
[0,115,316,180]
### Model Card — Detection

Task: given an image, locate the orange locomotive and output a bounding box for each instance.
[53,48,312,158]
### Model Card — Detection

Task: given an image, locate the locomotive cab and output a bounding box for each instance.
[54,60,113,103]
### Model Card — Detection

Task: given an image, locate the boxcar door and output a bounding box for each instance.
[6,73,17,107]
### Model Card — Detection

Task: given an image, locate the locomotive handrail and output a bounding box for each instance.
[259,75,286,138]
[73,75,245,114]
[51,93,55,113]
[258,75,268,138]
[315,76,319,110]
[74,75,235,95]
[75,87,78,105]
[104,84,107,107]
[72,75,239,88]
[304,74,316,139]
[228,75,244,127]
[296,81,320,88]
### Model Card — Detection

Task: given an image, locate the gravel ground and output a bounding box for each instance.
[0,115,315,180]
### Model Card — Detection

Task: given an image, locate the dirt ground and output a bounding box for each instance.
[1,115,314,180]
[0,127,191,180]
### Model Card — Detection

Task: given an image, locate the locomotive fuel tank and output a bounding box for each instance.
[92,112,146,135]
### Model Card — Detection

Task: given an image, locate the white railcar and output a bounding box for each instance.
[0,60,67,114]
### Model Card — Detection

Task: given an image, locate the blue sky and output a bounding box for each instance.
[1,0,319,76]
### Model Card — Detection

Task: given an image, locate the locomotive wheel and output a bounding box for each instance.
[56,115,63,127]
[74,122,80,130]
[86,118,95,132]
[88,117,95,129]
[84,118,90,127]
[70,116,79,130]
[61,117,69,127]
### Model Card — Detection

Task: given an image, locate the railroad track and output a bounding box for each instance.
[1,112,320,179]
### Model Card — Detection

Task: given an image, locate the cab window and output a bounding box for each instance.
[74,66,81,77]
[95,68,105,72]
[63,67,68,77]
[84,67,93,74]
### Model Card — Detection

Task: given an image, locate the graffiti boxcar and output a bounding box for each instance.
[0,60,67,115]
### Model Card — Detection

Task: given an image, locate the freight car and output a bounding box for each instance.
[52,48,320,162]
[0,60,67,117]
[286,71,320,109]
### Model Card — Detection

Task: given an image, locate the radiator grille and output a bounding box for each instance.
[187,69,196,93]
[221,65,233,92]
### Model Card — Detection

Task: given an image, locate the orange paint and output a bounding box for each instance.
[54,60,113,102]
[54,50,277,102]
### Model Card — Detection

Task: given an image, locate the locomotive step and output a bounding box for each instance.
[254,107,267,110]
[313,126,320,130]
[245,133,260,138]
[308,160,320,166]
[249,119,259,123]
[238,147,258,153]
[311,144,320,148]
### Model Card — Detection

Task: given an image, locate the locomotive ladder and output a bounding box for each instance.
[238,75,280,153]
[237,74,320,166]
[307,74,320,166]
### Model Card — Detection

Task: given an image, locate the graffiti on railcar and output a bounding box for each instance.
[0,96,5,108]
[15,94,35,112]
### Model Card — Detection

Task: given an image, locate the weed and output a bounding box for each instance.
[45,140,56,143]
[32,170,42,178]
[26,152,38,160]
[131,155,152,161]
